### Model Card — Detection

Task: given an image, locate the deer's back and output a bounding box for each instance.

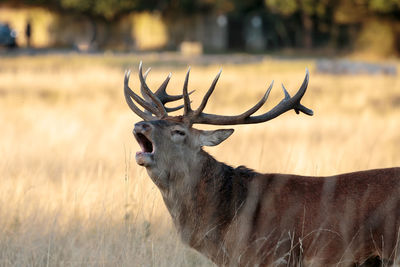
[232,167,400,266]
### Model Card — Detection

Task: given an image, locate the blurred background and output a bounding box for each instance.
[0,0,400,56]
[0,1,399,266]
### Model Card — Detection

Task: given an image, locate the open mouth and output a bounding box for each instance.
[133,124,155,167]
[134,133,154,155]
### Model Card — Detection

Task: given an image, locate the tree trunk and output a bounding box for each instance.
[302,12,313,49]
[89,17,98,50]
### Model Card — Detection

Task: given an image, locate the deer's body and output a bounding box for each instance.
[149,145,400,266]
[124,63,400,266]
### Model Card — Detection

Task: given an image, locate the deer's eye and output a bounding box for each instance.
[172,130,186,136]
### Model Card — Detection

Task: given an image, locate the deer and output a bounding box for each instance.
[123,62,400,267]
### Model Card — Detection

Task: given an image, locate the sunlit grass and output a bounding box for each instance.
[0,53,399,266]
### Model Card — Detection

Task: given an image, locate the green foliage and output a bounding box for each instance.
[4,0,400,20]
[265,0,297,15]
[61,0,92,12]
[60,0,140,20]
[368,0,400,13]
[4,0,142,20]
[265,0,332,17]
[356,19,396,56]
[2,0,400,54]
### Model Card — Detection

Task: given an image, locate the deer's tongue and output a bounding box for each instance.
[134,133,155,167]
[135,133,154,154]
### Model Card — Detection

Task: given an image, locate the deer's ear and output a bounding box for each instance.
[198,129,234,147]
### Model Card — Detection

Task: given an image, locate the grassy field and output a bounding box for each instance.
[0,52,399,266]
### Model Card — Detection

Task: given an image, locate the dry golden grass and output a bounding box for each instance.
[0,53,399,266]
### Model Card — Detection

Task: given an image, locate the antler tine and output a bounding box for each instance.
[234,80,274,120]
[140,67,152,102]
[124,69,159,114]
[291,68,313,115]
[183,67,192,115]
[155,73,176,102]
[166,105,185,113]
[138,62,167,118]
[138,70,186,113]
[193,68,222,117]
[124,70,155,121]
[279,69,312,115]
[190,69,313,125]
[153,72,187,112]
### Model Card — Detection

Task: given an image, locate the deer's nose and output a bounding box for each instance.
[134,121,152,134]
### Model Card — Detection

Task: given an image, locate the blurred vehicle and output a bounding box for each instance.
[0,23,17,48]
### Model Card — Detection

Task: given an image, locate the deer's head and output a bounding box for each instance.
[124,62,312,189]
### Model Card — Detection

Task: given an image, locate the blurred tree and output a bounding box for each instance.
[367,0,400,14]
[1,0,399,53]
[5,0,143,20]
[265,0,334,49]
[3,0,148,48]
[3,0,399,22]
[56,0,142,45]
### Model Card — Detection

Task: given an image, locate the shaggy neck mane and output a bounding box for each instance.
[197,151,255,226]
[162,150,256,261]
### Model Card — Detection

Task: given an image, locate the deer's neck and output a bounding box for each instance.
[161,150,256,261]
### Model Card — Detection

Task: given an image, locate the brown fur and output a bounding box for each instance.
[132,120,400,266]
[168,154,400,266]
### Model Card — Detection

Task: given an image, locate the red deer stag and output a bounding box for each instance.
[124,63,400,267]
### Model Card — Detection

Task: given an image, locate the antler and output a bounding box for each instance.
[124,62,186,120]
[124,63,313,125]
[181,68,313,125]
